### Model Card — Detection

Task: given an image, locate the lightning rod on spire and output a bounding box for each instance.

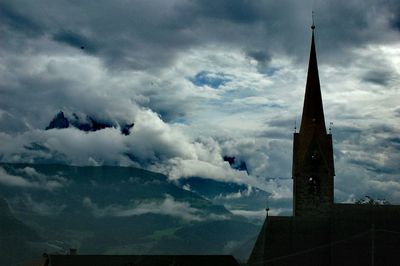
[311,11,315,30]
[265,198,270,218]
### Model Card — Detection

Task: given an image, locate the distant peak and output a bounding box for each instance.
[46,111,69,130]
[45,111,134,135]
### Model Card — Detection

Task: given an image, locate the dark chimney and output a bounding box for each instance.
[69,248,77,255]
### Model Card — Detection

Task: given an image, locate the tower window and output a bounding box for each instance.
[308,176,320,196]
[311,151,319,161]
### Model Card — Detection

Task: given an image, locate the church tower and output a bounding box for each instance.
[248,22,400,266]
[292,24,335,216]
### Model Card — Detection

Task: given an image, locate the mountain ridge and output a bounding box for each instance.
[45,111,134,135]
[0,163,260,264]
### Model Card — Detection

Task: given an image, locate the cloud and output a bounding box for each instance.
[53,30,99,54]
[189,71,232,89]
[2,0,398,72]
[230,207,291,220]
[0,0,400,212]
[13,195,67,216]
[82,194,229,221]
[0,167,36,188]
[214,186,254,200]
[247,50,271,65]
[230,209,266,220]
[0,166,67,190]
[0,110,29,134]
[362,70,393,86]
[0,1,44,37]
[166,159,245,182]
[333,123,400,203]
[0,107,201,167]
[367,180,400,195]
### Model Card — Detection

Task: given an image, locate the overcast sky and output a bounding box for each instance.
[1,0,400,213]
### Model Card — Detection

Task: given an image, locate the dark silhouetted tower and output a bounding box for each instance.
[248,22,400,266]
[292,25,335,217]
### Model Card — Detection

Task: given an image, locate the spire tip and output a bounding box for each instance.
[311,11,315,30]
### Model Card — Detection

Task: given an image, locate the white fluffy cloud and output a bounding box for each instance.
[0,166,67,190]
[0,167,36,188]
[230,209,266,221]
[82,194,229,221]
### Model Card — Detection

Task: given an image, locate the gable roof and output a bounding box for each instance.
[48,255,240,266]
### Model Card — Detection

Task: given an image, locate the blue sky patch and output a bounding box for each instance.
[189,71,232,89]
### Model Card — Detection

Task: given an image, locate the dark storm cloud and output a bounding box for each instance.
[388,137,400,149]
[267,119,297,129]
[333,123,400,203]
[332,126,363,144]
[0,2,44,37]
[257,129,290,140]
[373,124,396,134]
[384,0,400,32]
[334,124,400,175]
[315,1,392,49]
[362,70,393,86]
[389,17,400,32]
[188,0,261,23]
[246,50,272,65]
[2,0,397,71]
[348,158,396,174]
[0,111,29,134]
[142,100,188,123]
[334,124,397,146]
[53,30,99,54]
[0,67,97,129]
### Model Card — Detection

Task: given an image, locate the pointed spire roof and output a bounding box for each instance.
[299,24,327,135]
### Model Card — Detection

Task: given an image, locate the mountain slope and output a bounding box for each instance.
[0,163,260,263]
[0,197,42,265]
[178,177,270,212]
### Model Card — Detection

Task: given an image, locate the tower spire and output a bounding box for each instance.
[299,20,326,135]
[311,11,315,30]
[292,23,335,217]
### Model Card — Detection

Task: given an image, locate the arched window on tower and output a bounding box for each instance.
[311,150,319,162]
[308,176,320,196]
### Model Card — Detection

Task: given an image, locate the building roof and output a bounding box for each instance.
[248,204,400,265]
[47,255,240,266]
